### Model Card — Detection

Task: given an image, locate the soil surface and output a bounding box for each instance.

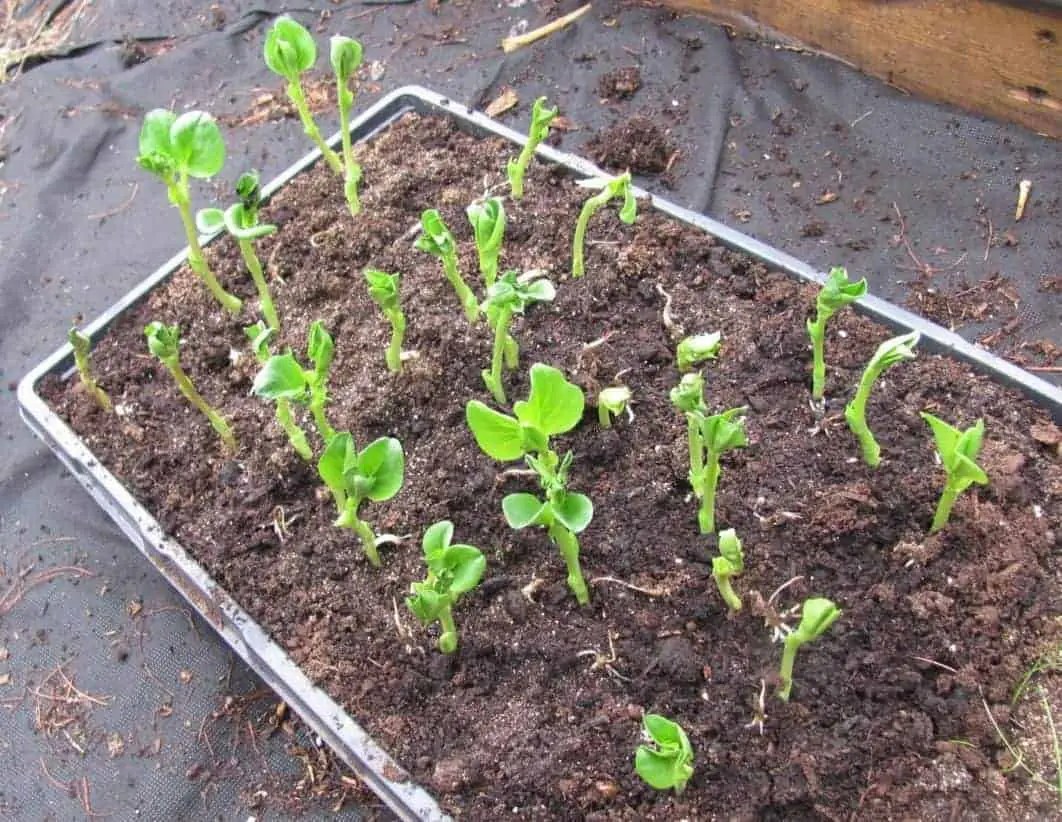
[597,67,642,102]
[586,115,677,181]
[44,113,1062,821]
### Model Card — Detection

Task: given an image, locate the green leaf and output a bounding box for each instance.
[952,453,989,488]
[795,597,841,641]
[677,332,722,371]
[552,492,593,533]
[364,269,400,312]
[144,321,180,361]
[253,352,309,400]
[422,520,454,562]
[170,111,225,178]
[717,528,743,571]
[598,385,631,415]
[195,207,226,235]
[869,330,920,371]
[702,407,748,453]
[503,493,547,529]
[406,587,446,625]
[514,363,584,436]
[643,714,682,747]
[264,15,317,78]
[635,714,694,793]
[138,109,176,163]
[522,277,556,304]
[357,437,405,502]
[466,401,526,462]
[635,748,684,791]
[529,97,558,141]
[330,35,363,83]
[669,372,705,414]
[957,419,986,462]
[318,432,355,494]
[307,320,335,377]
[817,266,867,316]
[244,322,273,362]
[467,198,506,252]
[444,545,487,595]
[235,170,261,211]
[920,412,961,461]
[415,209,455,258]
[224,203,275,241]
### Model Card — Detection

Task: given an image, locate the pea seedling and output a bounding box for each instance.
[844,330,920,467]
[145,322,236,452]
[572,171,637,278]
[778,597,841,702]
[244,322,312,460]
[69,327,111,412]
[318,432,404,567]
[415,209,479,324]
[920,413,989,533]
[330,35,364,216]
[677,332,721,372]
[634,714,694,794]
[406,521,486,653]
[597,385,632,428]
[481,271,555,405]
[467,197,506,289]
[712,528,745,612]
[252,320,337,443]
[136,109,242,315]
[363,269,406,373]
[507,97,558,200]
[264,16,343,175]
[806,267,867,403]
[466,364,592,605]
[196,171,280,332]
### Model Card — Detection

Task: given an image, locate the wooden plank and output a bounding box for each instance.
[656,0,1062,138]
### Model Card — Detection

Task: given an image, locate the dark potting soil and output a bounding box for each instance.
[586,115,677,180]
[43,113,1062,821]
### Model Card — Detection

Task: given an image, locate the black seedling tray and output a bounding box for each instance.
[18,85,1062,822]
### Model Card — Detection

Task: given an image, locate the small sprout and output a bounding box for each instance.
[481,271,555,405]
[572,171,637,278]
[507,97,558,200]
[252,320,336,444]
[317,432,404,567]
[364,269,406,373]
[415,209,479,324]
[712,528,745,612]
[196,170,280,332]
[597,385,632,428]
[920,413,989,533]
[243,322,311,460]
[806,266,867,403]
[677,332,722,372]
[778,597,841,702]
[145,322,236,452]
[330,35,364,216]
[405,521,487,653]
[634,714,694,794]
[264,16,343,175]
[136,109,242,315]
[466,197,506,289]
[844,331,920,467]
[466,364,592,605]
[68,327,112,412]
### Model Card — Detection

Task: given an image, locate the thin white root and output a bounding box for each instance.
[655,283,683,341]
[590,576,668,597]
[1015,179,1032,221]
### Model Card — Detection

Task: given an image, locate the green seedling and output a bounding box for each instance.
[507,96,558,200]
[597,385,632,428]
[670,373,747,534]
[844,330,920,467]
[711,528,745,612]
[572,171,637,278]
[806,266,867,403]
[196,171,280,333]
[364,269,407,373]
[252,320,337,444]
[330,35,364,216]
[634,714,694,794]
[677,332,722,372]
[136,109,242,315]
[920,413,988,533]
[68,327,111,412]
[318,432,404,567]
[779,597,841,702]
[264,16,343,175]
[244,322,312,461]
[406,521,486,653]
[415,209,478,324]
[481,271,555,405]
[467,197,506,289]
[466,364,592,605]
[145,322,236,452]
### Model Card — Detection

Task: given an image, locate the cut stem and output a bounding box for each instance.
[809,318,827,401]
[779,635,801,701]
[287,80,343,175]
[385,310,406,373]
[572,190,609,278]
[930,484,959,534]
[598,404,612,428]
[699,457,721,534]
[549,521,589,606]
[237,238,280,333]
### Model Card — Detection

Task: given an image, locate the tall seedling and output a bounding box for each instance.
[467,197,506,289]
[466,364,592,605]
[330,35,364,216]
[197,171,280,333]
[844,331,920,467]
[481,271,555,405]
[136,109,242,315]
[920,413,989,533]
[244,322,312,460]
[507,97,558,200]
[572,171,637,278]
[364,269,406,373]
[69,327,112,412]
[264,16,343,175]
[416,209,479,324]
[806,267,867,403]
